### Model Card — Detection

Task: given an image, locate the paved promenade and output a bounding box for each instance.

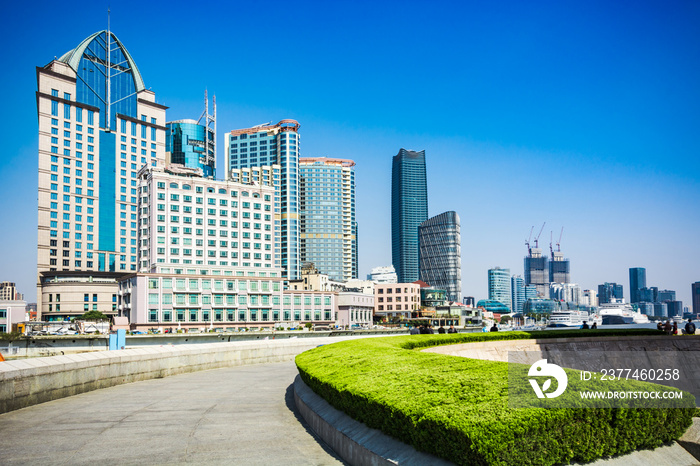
[0,361,344,465]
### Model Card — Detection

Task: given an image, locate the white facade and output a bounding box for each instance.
[0,300,27,333]
[368,265,398,283]
[581,289,598,307]
[550,282,582,304]
[337,291,374,328]
[137,166,277,273]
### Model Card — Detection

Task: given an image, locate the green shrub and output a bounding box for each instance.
[295,329,694,466]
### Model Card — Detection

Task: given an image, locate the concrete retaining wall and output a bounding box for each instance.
[0,336,356,414]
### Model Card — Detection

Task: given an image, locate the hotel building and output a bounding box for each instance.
[225,120,301,280]
[36,30,167,320]
[299,157,357,281]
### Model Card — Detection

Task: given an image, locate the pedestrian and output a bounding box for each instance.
[427,325,435,335]
[581,321,590,330]
[409,325,420,335]
[663,320,672,335]
[448,325,457,334]
[438,325,446,334]
[419,324,428,335]
[591,322,597,329]
[657,321,663,331]
[685,319,696,335]
[673,321,678,335]
[490,323,499,332]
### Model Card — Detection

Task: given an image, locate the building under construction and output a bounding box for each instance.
[524,224,549,297]
[549,227,570,283]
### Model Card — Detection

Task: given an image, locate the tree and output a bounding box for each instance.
[500,315,512,325]
[78,310,109,321]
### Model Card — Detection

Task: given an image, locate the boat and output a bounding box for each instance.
[598,302,650,325]
[547,310,600,328]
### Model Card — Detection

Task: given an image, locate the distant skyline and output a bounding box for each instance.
[1,0,698,306]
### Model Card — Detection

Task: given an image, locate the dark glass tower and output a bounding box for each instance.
[391,149,428,283]
[418,211,461,301]
[598,282,623,304]
[629,267,646,303]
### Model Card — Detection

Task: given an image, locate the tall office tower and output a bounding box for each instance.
[299,157,357,281]
[37,30,166,320]
[657,289,676,302]
[597,282,624,304]
[391,149,428,283]
[653,301,668,318]
[692,282,700,315]
[488,267,512,311]
[549,252,570,284]
[639,286,658,302]
[511,275,525,313]
[629,267,646,303]
[524,248,549,297]
[225,120,301,280]
[418,211,461,301]
[165,91,216,178]
[666,301,683,318]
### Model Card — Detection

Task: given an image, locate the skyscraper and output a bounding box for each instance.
[37,30,167,320]
[598,282,623,304]
[488,267,512,311]
[549,251,570,284]
[511,275,525,313]
[524,248,549,297]
[391,149,428,283]
[299,157,357,281]
[657,289,676,302]
[629,267,646,303]
[225,120,301,279]
[418,211,461,301]
[692,282,700,315]
[165,92,216,178]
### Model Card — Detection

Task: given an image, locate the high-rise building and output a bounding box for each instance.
[581,289,598,307]
[550,283,581,304]
[657,289,676,302]
[37,30,167,320]
[391,149,428,283]
[639,286,658,303]
[666,301,683,318]
[418,211,461,301]
[299,157,357,281]
[524,248,549,297]
[367,266,398,283]
[225,120,301,280]
[165,92,216,179]
[0,282,18,301]
[488,267,512,311]
[511,275,525,313]
[549,252,570,284]
[598,282,624,304]
[653,301,668,318]
[629,267,646,303]
[693,282,700,316]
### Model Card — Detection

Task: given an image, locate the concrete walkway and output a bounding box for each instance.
[0,361,344,465]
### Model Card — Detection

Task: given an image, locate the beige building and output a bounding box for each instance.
[374,283,421,320]
[288,263,345,292]
[36,30,167,320]
[0,282,20,301]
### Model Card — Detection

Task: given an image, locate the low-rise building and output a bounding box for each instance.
[374,282,420,320]
[0,300,27,332]
[337,291,374,328]
[39,271,120,321]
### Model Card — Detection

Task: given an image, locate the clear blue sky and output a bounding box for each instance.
[1,0,698,306]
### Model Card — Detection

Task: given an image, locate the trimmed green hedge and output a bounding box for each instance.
[295,329,695,465]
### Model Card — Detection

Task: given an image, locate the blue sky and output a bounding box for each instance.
[0,0,698,305]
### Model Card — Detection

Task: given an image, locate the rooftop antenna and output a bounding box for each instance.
[534,222,545,249]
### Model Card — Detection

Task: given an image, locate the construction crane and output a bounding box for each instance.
[549,231,554,259]
[556,227,564,252]
[534,222,545,249]
[525,226,534,255]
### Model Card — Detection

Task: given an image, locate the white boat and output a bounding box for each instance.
[547,310,599,328]
[598,302,650,325]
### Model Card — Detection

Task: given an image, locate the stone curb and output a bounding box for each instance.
[293,375,453,466]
